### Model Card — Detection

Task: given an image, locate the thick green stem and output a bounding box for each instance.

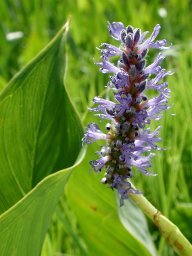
[129,190,192,256]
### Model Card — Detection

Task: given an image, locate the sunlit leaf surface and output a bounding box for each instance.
[118,197,157,256]
[0,21,84,256]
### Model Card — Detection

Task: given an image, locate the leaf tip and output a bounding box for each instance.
[63,17,71,34]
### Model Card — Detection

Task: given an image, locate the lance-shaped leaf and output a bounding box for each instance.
[0,20,84,255]
[0,20,83,214]
[118,196,157,256]
[0,161,77,256]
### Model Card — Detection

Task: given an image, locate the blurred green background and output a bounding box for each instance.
[0,0,192,255]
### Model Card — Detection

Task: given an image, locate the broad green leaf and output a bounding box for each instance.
[118,196,157,256]
[0,151,84,256]
[0,20,84,256]
[0,21,83,214]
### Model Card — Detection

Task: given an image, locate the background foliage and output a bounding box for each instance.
[0,0,192,255]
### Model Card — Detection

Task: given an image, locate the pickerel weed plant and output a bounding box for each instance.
[83,22,171,205]
[83,22,192,256]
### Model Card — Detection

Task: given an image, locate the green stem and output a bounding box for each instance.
[129,189,192,256]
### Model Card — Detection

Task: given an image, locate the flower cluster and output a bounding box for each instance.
[83,22,171,206]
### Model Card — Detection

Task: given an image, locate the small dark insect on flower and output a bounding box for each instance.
[82,22,172,206]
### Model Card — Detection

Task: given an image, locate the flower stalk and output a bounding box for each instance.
[129,184,192,256]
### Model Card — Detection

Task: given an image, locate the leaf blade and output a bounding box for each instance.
[0,162,74,256]
[118,197,157,256]
[0,20,85,255]
[0,21,83,213]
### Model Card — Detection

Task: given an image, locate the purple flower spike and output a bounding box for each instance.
[83,22,172,206]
